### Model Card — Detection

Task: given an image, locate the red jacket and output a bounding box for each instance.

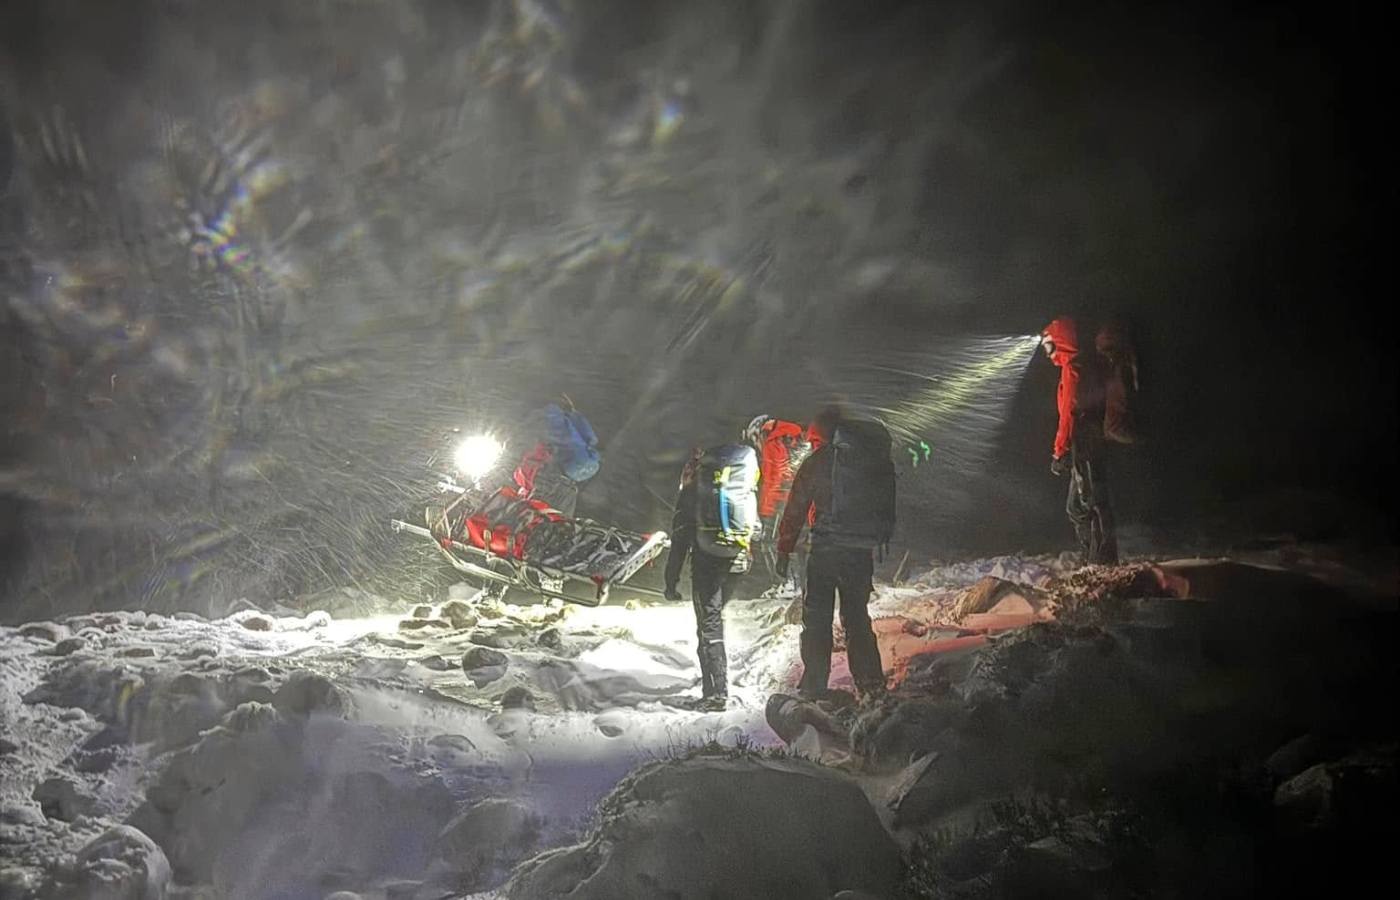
[512,442,553,495]
[1043,317,1080,460]
[755,419,815,519]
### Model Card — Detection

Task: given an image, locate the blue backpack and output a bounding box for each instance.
[544,404,601,483]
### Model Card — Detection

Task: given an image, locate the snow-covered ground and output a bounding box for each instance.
[2,546,1394,899]
[1,576,816,898]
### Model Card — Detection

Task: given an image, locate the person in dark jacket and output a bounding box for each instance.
[664,445,756,711]
[1042,316,1118,566]
[776,406,892,701]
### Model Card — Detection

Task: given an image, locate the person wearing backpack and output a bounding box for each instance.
[742,414,818,598]
[664,442,761,711]
[776,406,894,701]
[1041,316,1119,566]
[511,393,601,518]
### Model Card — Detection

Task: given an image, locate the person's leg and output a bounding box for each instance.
[799,548,838,697]
[835,548,884,692]
[690,552,728,698]
[1067,455,1094,565]
[1083,457,1119,565]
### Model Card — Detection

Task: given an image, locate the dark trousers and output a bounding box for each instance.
[1067,449,1118,565]
[799,546,884,696]
[691,550,739,698]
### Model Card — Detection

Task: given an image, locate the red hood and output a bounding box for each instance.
[1042,316,1079,367]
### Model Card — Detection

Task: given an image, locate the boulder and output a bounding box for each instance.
[272,671,349,718]
[33,777,96,821]
[436,798,540,887]
[19,622,67,643]
[440,601,478,630]
[71,825,171,900]
[505,754,901,900]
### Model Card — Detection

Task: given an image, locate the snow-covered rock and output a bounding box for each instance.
[505,754,902,900]
[70,825,171,900]
[436,798,541,888]
[33,776,96,821]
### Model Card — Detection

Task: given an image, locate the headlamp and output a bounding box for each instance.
[453,434,504,481]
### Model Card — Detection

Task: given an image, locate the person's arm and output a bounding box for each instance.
[512,442,552,494]
[570,411,599,450]
[777,448,821,554]
[1053,364,1079,460]
[664,482,695,595]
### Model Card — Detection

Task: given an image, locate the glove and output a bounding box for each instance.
[664,586,682,603]
[1050,455,1070,477]
[775,553,790,580]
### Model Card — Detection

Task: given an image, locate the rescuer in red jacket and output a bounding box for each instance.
[743,414,818,597]
[1042,316,1118,566]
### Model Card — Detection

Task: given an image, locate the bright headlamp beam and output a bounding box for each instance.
[454,434,503,480]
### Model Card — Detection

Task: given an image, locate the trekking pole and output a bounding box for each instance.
[892,549,911,585]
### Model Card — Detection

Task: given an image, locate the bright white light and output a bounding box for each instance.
[454,434,503,480]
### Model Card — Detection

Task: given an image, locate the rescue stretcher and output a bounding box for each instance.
[390,477,670,607]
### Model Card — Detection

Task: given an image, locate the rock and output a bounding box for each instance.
[1275,763,1335,830]
[72,825,171,900]
[172,612,206,623]
[504,755,901,900]
[52,636,87,656]
[536,627,563,650]
[272,671,349,718]
[468,628,526,649]
[33,777,96,821]
[440,600,478,629]
[303,610,332,629]
[1266,733,1328,782]
[383,881,425,900]
[466,665,507,688]
[0,867,42,899]
[400,618,452,632]
[764,694,851,764]
[1,804,45,827]
[118,646,157,658]
[418,655,455,672]
[70,746,121,774]
[176,644,218,660]
[436,798,540,886]
[240,614,273,632]
[500,686,536,712]
[462,647,509,671]
[413,604,434,619]
[371,634,424,650]
[593,710,627,738]
[0,738,18,755]
[19,622,66,642]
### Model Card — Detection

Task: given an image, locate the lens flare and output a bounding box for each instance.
[454,434,504,480]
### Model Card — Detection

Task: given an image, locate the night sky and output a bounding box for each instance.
[1,0,1389,618]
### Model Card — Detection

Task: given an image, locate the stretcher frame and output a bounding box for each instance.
[390,478,669,607]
